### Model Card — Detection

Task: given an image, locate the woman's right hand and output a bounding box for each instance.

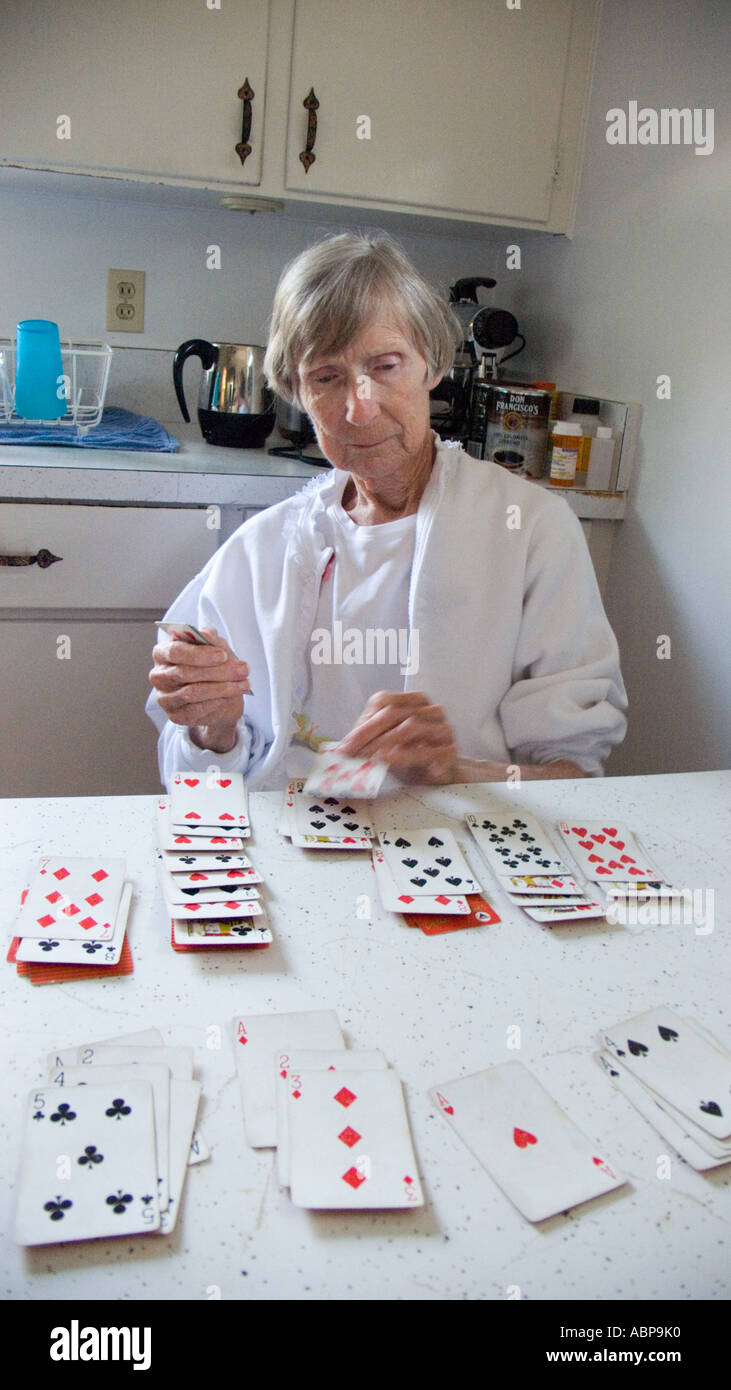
[148,626,252,753]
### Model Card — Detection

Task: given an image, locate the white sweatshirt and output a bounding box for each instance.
[145,436,628,789]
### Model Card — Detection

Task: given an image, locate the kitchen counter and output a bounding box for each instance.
[0,424,626,517]
[1,770,728,1302]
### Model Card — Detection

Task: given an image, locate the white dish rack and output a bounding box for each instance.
[0,339,113,431]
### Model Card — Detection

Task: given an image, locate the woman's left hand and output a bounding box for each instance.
[336,691,458,785]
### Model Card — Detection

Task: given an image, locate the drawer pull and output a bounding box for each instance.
[299,87,319,173]
[235,78,255,165]
[0,548,62,569]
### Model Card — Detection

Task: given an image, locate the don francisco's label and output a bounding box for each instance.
[484,386,552,476]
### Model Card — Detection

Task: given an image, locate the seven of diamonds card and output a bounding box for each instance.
[15,1081,161,1245]
[16,857,125,941]
[16,881,132,965]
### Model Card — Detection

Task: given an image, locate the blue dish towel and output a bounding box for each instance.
[0,406,180,451]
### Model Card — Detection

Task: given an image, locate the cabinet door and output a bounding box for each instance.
[0,0,270,186]
[284,0,591,224]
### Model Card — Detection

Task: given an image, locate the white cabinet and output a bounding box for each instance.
[0,503,219,797]
[0,0,270,186]
[0,0,600,234]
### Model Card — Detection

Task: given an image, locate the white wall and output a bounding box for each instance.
[1,0,728,775]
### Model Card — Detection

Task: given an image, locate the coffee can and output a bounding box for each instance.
[479,384,552,476]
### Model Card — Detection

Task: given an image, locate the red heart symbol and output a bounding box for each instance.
[609,839,625,850]
[217,779,232,788]
[190,873,207,881]
[211,837,228,844]
[579,840,593,850]
[343,837,356,843]
[184,778,199,788]
[607,860,622,869]
[227,871,245,878]
[588,853,603,863]
[619,854,635,864]
[596,866,611,874]
[629,867,643,875]
[572,827,587,837]
[185,812,201,821]
[592,834,606,844]
[174,836,191,844]
[444,1105,454,1115]
[219,813,235,822]
[513,1128,537,1149]
[603,828,618,837]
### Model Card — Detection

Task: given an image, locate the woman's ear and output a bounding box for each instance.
[426,367,445,392]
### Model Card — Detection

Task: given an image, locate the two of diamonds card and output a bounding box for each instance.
[170,771,249,833]
[431,1060,626,1223]
[465,811,605,921]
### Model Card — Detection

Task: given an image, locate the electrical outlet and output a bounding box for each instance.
[106,269,145,333]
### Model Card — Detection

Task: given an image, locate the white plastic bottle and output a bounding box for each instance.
[585,425,615,490]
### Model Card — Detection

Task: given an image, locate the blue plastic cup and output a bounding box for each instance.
[14,319,67,420]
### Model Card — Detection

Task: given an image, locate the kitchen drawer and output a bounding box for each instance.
[0,504,218,609]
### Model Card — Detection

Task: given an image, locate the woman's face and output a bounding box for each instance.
[297,308,441,479]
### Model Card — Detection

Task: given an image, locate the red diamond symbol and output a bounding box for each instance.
[338,1126,361,1148]
[91,869,109,882]
[334,1087,357,1108]
[79,916,97,930]
[292,1089,301,1099]
[54,868,70,880]
[435,895,451,905]
[342,1166,366,1189]
[86,892,103,906]
[46,891,62,904]
[61,903,80,917]
[38,914,55,928]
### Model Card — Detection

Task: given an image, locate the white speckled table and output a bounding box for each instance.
[1,771,729,1302]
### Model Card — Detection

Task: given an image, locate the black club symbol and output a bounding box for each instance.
[78,1145,104,1169]
[105,1098,131,1120]
[106,1190,133,1215]
[180,856,196,864]
[32,1110,45,1122]
[39,940,60,953]
[44,1195,73,1222]
[512,820,527,829]
[82,941,103,955]
[231,926,252,936]
[50,1103,77,1126]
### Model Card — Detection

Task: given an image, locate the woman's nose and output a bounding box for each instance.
[345,376,380,423]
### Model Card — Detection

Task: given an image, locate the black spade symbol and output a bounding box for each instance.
[428,836,443,847]
[446,877,463,886]
[658,1026,678,1042]
[700,1100,722,1117]
[435,856,452,867]
[395,837,411,848]
[402,858,418,868]
[310,820,326,829]
[411,877,427,887]
[344,822,359,831]
[341,806,356,815]
[628,1040,648,1057]
[326,814,341,822]
[308,803,324,813]
[323,798,338,806]
[424,867,439,877]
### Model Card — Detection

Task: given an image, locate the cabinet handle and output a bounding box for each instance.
[299,87,319,173]
[0,548,62,569]
[235,78,255,165]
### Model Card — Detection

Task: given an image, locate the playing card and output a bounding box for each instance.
[278,779,305,837]
[161,849,254,873]
[431,1061,626,1223]
[155,798,248,850]
[507,892,585,907]
[292,792,373,841]
[48,1044,193,1081]
[188,1128,210,1165]
[378,828,480,897]
[232,1010,344,1148]
[599,1051,731,1161]
[46,1062,171,1214]
[159,1079,202,1235]
[163,893,263,921]
[595,1052,731,1171]
[171,919,272,947]
[15,1081,160,1245]
[275,1048,389,1186]
[16,856,125,941]
[523,900,607,922]
[603,880,685,899]
[371,848,470,915]
[303,749,388,799]
[404,894,501,934]
[155,620,213,645]
[502,875,582,895]
[288,1068,424,1209]
[161,864,261,889]
[16,881,132,966]
[170,771,249,831]
[466,811,569,877]
[600,1008,731,1140]
[557,821,661,881]
[162,878,261,905]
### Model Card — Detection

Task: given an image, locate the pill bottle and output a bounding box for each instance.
[549,422,582,487]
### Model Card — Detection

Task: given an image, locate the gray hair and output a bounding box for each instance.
[264,231,460,408]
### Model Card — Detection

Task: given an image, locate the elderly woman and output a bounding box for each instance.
[147,232,627,788]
